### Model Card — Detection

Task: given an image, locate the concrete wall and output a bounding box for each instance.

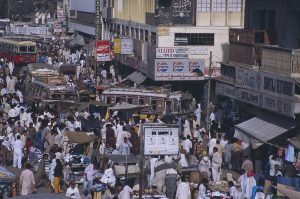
[113,0,155,24]
[157,26,232,67]
[70,0,95,13]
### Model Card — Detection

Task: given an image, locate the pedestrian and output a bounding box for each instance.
[118,185,133,199]
[232,140,242,170]
[224,140,233,170]
[175,176,191,199]
[13,135,24,169]
[212,147,222,182]
[0,137,11,167]
[165,168,177,199]
[241,155,254,173]
[20,163,35,195]
[66,181,81,199]
[35,154,49,188]
[53,159,63,193]
[228,181,238,199]
[83,162,96,193]
[197,178,209,199]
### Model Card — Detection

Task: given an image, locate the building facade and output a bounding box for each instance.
[70,0,245,81]
[216,0,300,118]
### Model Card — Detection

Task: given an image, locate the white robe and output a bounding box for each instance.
[183,120,191,137]
[176,182,191,199]
[118,185,133,199]
[238,174,256,199]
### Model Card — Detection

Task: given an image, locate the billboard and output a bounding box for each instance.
[96,40,110,62]
[155,59,205,81]
[121,39,133,54]
[113,38,121,54]
[156,47,189,59]
[143,125,179,155]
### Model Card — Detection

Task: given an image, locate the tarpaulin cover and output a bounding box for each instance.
[65,131,96,144]
[273,185,300,199]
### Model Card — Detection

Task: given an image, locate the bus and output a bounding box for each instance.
[0,38,37,65]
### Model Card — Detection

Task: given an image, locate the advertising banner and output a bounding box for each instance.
[121,39,133,54]
[113,38,121,54]
[155,59,205,81]
[96,40,111,62]
[156,47,189,59]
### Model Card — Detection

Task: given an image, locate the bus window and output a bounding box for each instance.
[28,46,35,53]
[19,46,27,53]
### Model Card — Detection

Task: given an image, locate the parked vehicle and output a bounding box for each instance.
[0,38,37,65]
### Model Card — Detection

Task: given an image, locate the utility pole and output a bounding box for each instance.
[206,51,212,133]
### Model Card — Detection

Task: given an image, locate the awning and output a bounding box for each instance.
[126,71,147,85]
[234,114,298,149]
[273,185,300,199]
[65,131,97,144]
[105,154,140,164]
[288,136,300,150]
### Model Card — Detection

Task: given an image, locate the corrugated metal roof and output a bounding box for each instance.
[235,114,298,143]
[126,71,147,85]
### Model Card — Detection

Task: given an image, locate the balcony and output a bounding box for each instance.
[261,46,300,77]
[229,28,270,67]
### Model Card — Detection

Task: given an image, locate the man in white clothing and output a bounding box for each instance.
[182,135,193,154]
[65,181,80,199]
[13,135,24,169]
[212,147,222,182]
[176,176,191,199]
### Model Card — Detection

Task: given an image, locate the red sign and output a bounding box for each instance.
[96,40,111,61]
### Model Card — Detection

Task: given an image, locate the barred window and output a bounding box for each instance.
[228,0,241,12]
[212,0,226,12]
[174,33,214,46]
[197,0,211,12]
[151,32,157,45]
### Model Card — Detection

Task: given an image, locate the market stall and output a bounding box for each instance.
[64,131,97,185]
[0,166,17,198]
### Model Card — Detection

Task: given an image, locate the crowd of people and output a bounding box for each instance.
[0,37,299,199]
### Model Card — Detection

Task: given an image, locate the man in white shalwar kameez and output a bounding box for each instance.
[194,103,202,126]
[212,147,222,182]
[8,62,14,75]
[20,163,35,195]
[183,118,191,137]
[176,176,191,199]
[238,171,256,199]
[118,185,133,199]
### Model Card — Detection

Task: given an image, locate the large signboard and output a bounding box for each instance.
[96,40,111,61]
[113,38,121,54]
[10,27,49,35]
[154,0,193,25]
[156,47,189,59]
[155,59,205,81]
[236,67,262,90]
[95,0,101,39]
[121,39,133,55]
[144,125,179,155]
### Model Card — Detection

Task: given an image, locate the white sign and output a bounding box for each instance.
[189,47,208,55]
[156,48,189,59]
[144,125,179,155]
[121,39,133,54]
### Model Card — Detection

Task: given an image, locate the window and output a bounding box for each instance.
[135,28,139,39]
[264,77,275,92]
[19,46,27,53]
[151,32,157,45]
[228,0,241,12]
[28,46,36,53]
[212,0,226,12]
[145,30,149,42]
[131,27,134,38]
[197,0,211,12]
[174,33,214,46]
[140,29,144,41]
[276,80,293,96]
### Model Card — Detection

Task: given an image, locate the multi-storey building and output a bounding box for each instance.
[216,0,300,151]
[70,0,245,83]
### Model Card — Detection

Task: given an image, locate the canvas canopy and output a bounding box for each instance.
[65,131,96,144]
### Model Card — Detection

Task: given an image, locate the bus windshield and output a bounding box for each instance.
[28,46,35,53]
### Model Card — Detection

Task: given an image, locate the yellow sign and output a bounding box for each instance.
[114,38,121,54]
[157,26,170,36]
